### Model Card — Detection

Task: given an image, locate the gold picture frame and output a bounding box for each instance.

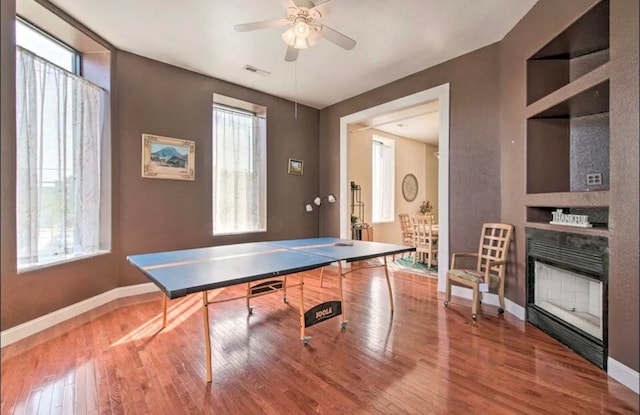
[288,158,303,175]
[142,134,195,180]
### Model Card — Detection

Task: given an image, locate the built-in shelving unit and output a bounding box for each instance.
[526,206,609,236]
[525,0,610,230]
[524,222,609,238]
[524,190,609,208]
[526,0,610,106]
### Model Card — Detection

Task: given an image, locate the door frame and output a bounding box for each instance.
[339,83,450,292]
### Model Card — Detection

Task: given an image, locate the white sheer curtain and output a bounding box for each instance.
[372,138,395,222]
[16,46,105,266]
[213,106,265,234]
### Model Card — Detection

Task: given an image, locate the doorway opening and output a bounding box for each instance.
[339,84,450,292]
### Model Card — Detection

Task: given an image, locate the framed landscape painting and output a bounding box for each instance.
[142,134,195,180]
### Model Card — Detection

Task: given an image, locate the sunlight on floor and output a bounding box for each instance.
[109,289,226,347]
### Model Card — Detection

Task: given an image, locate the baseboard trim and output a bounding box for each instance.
[608,357,640,394]
[450,286,526,320]
[0,283,159,348]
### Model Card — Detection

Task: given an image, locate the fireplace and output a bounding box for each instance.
[526,228,608,369]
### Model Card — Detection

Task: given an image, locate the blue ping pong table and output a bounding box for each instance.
[127,237,414,382]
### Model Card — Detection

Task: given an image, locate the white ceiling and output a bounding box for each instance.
[48,0,537,109]
[359,100,439,146]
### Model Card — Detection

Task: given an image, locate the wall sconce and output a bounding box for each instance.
[305,193,337,236]
[305,193,336,212]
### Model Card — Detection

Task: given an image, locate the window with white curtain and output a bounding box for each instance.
[371,136,395,223]
[212,101,266,235]
[15,21,110,270]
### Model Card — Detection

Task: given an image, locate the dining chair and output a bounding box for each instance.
[411,215,438,268]
[399,213,414,246]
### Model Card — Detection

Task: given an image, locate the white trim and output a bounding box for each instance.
[608,357,640,394]
[0,283,159,348]
[213,228,267,236]
[450,286,526,320]
[17,250,111,274]
[339,84,450,293]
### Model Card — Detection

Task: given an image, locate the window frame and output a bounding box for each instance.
[15,19,111,273]
[212,96,267,236]
[371,135,396,224]
[16,17,82,75]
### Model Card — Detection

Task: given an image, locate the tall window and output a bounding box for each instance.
[212,100,266,234]
[16,20,109,269]
[371,136,395,223]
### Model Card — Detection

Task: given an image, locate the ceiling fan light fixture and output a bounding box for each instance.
[294,21,310,38]
[294,36,312,49]
[281,27,296,46]
[282,25,315,49]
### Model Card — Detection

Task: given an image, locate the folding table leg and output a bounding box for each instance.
[383,256,395,314]
[319,267,325,287]
[338,261,348,329]
[283,276,288,303]
[161,294,168,329]
[202,291,212,382]
[299,273,311,345]
[246,283,253,314]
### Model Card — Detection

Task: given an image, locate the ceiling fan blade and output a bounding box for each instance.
[279,0,298,9]
[310,0,331,7]
[284,46,299,62]
[319,25,357,50]
[291,0,316,8]
[234,19,289,32]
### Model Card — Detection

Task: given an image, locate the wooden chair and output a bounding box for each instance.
[399,213,414,247]
[411,215,438,268]
[444,223,513,320]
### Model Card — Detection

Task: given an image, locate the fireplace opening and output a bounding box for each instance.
[534,262,602,340]
[526,228,608,369]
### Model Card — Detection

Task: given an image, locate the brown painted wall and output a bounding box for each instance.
[0,0,20,329]
[1,0,118,330]
[115,51,320,286]
[319,43,503,262]
[500,0,639,371]
[608,0,639,372]
[1,5,319,329]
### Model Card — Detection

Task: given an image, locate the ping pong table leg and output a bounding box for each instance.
[162,294,168,329]
[383,256,395,314]
[202,291,212,382]
[299,273,311,345]
[319,267,325,288]
[338,262,348,329]
[246,283,253,314]
[283,276,288,303]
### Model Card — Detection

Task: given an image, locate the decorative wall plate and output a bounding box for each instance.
[402,173,418,202]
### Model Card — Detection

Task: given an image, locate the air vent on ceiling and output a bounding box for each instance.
[243,65,270,77]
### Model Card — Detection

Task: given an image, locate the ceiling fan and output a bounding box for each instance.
[234,0,357,62]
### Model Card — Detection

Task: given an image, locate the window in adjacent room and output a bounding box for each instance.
[371,136,395,223]
[212,94,267,235]
[15,18,110,270]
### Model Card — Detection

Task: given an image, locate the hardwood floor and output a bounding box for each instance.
[2,263,638,414]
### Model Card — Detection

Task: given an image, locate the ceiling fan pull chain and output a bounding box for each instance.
[294,58,298,119]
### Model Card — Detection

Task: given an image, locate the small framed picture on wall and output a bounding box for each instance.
[288,158,303,175]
